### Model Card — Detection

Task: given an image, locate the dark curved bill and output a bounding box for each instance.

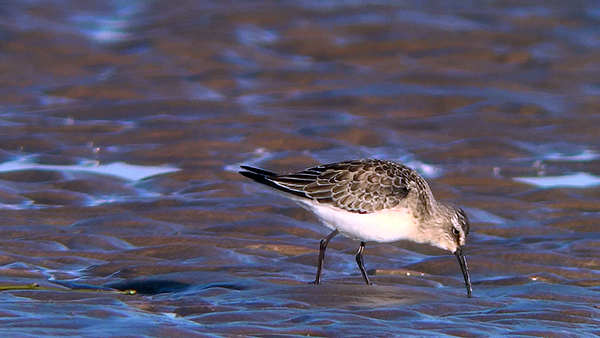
[454,247,472,298]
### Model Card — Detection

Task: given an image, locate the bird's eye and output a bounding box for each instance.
[452,228,460,236]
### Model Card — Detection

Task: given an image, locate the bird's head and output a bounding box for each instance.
[426,204,472,298]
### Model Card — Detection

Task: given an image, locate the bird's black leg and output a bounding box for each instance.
[356,241,372,285]
[309,229,339,284]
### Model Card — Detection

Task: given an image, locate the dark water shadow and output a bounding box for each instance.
[106,279,193,294]
[49,277,249,295]
[106,279,251,295]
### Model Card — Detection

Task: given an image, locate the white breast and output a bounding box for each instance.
[298,200,421,243]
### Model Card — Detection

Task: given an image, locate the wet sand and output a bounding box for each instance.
[0,0,599,336]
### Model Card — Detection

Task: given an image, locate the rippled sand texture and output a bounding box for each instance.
[0,0,599,336]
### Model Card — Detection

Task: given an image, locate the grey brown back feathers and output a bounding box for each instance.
[240,159,429,214]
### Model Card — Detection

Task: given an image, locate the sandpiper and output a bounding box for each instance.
[239,159,472,297]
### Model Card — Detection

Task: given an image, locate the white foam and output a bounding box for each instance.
[224,148,276,173]
[513,172,600,188]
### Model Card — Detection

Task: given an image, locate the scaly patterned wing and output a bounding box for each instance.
[266,159,413,214]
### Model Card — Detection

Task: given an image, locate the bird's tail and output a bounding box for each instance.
[239,165,277,185]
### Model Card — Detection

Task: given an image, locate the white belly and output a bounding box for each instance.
[298,201,420,243]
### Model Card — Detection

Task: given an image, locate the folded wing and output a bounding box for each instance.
[240,159,412,214]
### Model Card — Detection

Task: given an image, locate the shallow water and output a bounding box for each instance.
[0,0,599,336]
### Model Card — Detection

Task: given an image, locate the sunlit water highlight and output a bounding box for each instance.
[0,158,180,181]
[513,172,600,188]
